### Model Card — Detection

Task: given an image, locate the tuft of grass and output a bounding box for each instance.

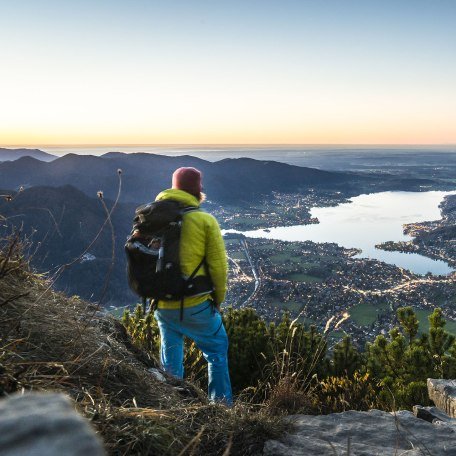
[317,372,382,414]
[266,375,317,415]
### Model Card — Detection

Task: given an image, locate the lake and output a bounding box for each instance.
[229,191,456,276]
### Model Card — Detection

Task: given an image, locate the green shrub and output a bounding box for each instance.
[122,305,456,413]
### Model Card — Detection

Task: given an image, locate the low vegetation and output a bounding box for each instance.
[2,232,456,454]
[0,235,283,455]
[124,303,456,412]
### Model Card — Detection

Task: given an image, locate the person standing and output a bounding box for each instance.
[153,167,232,405]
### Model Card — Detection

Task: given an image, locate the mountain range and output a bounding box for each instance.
[0,148,56,162]
[0,149,440,205]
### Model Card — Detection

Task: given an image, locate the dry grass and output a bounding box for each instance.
[0,239,284,455]
[249,310,383,417]
[0,254,183,408]
[266,375,317,415]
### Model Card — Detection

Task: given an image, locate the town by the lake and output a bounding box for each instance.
[218,190,456,348]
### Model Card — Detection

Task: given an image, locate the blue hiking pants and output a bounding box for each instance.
[154,299,233,405]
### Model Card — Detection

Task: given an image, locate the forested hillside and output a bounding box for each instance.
[0,185,136,305]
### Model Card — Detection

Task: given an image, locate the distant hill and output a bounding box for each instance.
[0,185,136,305]
[0,147,56,162]
[0,151,437,204]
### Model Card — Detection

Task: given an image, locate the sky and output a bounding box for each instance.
[1,0,455,146]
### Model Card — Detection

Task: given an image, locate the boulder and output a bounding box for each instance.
[428,378,456,418]
[413,405,456,426]
[264,409,456,455]
[0,393,104,456]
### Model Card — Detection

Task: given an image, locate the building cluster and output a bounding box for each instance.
[208,190,348,230]
[224,236,456,348]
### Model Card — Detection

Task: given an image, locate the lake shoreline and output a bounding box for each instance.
[224,190,456,276]
[376,193,456,269]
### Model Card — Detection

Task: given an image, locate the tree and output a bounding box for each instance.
[427,308,456,377]
[366,307,456,409]
[224,307,271,391]
[397,306,418,343]
[331,336,363,377]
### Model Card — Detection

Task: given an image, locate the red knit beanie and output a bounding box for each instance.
[172,167,203,197]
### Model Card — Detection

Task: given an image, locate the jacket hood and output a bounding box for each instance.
[155,188,200,207]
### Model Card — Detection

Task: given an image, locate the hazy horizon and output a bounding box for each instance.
[3,143,456,149]
[2,143,455,166]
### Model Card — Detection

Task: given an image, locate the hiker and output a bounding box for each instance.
[148,167,232,405]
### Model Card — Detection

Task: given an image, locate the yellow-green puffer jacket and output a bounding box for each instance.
[154,188,228,310]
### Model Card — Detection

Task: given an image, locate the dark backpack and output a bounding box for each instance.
[125,199,213,317]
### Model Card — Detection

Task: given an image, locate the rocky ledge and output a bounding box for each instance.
[428,378,456,419]
[265,379,456,455]
[264,409,456,456]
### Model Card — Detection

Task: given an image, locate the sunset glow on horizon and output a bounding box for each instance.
[1,0,455,146]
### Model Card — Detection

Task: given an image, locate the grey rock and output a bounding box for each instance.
[428,379,456,418]
[434,420,456,432]
[148,367,166,382]
[0,393,105,456]
[264,409,456,455]
[414,405,456,425]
